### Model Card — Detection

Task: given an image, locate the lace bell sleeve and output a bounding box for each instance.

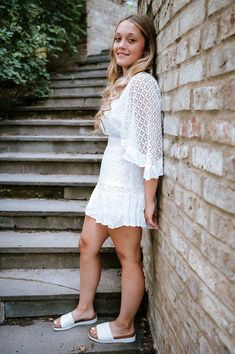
[121,73,164,180]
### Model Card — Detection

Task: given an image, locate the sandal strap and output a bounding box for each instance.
[97,322,114,341]
[60,312,74,328]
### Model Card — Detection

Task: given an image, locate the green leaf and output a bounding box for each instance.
[0,0,86,98]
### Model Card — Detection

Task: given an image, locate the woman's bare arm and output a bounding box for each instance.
[144,178,159,229]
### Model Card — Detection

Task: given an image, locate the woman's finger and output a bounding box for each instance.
[146,215,159,229]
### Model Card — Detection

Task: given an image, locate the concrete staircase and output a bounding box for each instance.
[0,52,154,353]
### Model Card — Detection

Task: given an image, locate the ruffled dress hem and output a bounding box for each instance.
[85,184,150,229]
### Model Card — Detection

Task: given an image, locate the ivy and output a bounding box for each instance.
[0,0,86,102]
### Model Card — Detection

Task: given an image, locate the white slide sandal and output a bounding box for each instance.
[88,322,136,343]
[53,312,97,331]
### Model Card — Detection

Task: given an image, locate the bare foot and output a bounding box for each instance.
[53,308,96,329]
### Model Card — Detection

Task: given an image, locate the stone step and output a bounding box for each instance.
[7,109,97,120]
[31,94,101,109]
[0,119,97,136]
[60,61,108,72]
[11,106,99,117]
[0,173,98,186]
[0,198,88,230]
[0,173,98,200]
[50,85,105,96]
[0,152,102,175]
[51,70,106,80]
[0,231,119,269]
[0,268,121,318]
[78,53,110,65]
[0,135,107,154]
[50,77,106,88]
[74,61,108,71]
[0,317,154,354]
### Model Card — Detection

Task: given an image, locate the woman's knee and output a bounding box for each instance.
[79,232,100,256]
[116,247,142,266]
[79,233,91,252]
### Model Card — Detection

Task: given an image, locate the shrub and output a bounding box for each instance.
[0,0,86,103]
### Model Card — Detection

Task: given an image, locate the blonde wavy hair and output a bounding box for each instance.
[94,14,156,131]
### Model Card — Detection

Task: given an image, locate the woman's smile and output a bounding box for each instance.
[117,52,129,56]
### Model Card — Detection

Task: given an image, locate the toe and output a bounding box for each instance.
[53,318,61,328]
[89,326,97,338]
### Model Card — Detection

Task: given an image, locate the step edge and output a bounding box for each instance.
[10,106,99,112]
[0,120,95,125]
[0,136,107,141]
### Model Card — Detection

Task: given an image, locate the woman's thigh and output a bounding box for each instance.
[108,226,142,262]
[80,215,110,253]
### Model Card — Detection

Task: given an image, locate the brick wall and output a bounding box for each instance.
[139,1,235,353]
[86,0,137,55]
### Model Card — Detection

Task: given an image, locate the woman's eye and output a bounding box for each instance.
[114,38,121,42]
[128,39,135,43]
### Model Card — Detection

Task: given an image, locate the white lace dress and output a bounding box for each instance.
[85,71,163,229]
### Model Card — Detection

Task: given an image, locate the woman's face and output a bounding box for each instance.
[113,20,146,73]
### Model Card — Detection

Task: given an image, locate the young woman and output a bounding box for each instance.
[53,14,163,344]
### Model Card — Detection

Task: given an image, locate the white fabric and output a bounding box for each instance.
[60,312,74,328]
[85,72,163,229]
[96,322,114,341]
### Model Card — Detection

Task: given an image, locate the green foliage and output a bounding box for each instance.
[0,0,86,100]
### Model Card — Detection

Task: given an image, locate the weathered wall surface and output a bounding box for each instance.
[86,0,137,55]
[139,0,235,353]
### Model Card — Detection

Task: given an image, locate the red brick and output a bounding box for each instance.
[220,5,235,40]
[178,0,205,36]
[177,161,202,194]
[174,184,196,218]
[162,92,171,111]
[195,198,210,228]
[207,41,235,77]
[163,158,178,180]
[209,209,235,247]
[172,0,191,16]
[159,0,172,30]
[164,114,180,136]
[208,0,234,16]
[203,177,235,213]
[202,21,218,50]
[200,284,235,338]
[193,85,223,110]
[224,79,235,110]
[208,118,235,145]
[179,57,204,85]
[188,29,201,58]
[173,86,191,111]
[179,116,205,138]
[163,69,178,91]
[157,46,178,73]
[176,37,188,64]
[157,19,179,52]
[169,226,189,260]
[199,336,218,354]
[169,142,189,159]
[199,228,235,280]
[192,145,224,176]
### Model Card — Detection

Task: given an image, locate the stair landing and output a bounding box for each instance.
[0,317,155,354]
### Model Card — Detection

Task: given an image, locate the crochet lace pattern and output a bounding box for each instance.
[85,71,163,229]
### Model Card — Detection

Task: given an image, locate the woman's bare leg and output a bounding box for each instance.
[89,225,144,337]
[54,215,109,328]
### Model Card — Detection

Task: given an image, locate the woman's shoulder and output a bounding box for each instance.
[128,71,160,93]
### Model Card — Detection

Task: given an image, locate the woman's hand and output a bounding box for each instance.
[144,200,159,229]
